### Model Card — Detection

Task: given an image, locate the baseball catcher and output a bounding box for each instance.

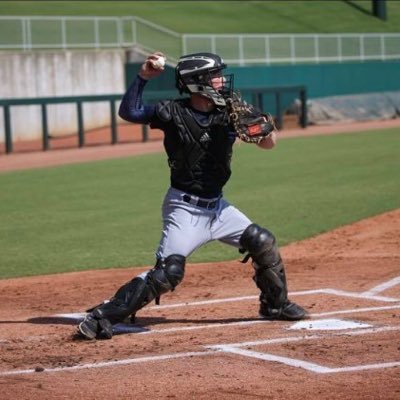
[77,51,307,340]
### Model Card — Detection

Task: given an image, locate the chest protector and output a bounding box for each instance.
[156,99,233,197]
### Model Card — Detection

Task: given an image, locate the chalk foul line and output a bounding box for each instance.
[144,275,400,311]
[361,276,400,297]
[207,325,400,374]
[0,350,216,377]
[0,276,398,377]
[1,325,399,377]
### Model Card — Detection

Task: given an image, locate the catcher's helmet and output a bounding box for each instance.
[175,52,233,107]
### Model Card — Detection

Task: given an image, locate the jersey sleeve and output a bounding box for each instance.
[118,75,156,124]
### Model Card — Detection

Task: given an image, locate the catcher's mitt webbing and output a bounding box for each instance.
[226,92,276,144]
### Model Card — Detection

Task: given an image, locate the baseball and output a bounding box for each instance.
[152,56,166,69]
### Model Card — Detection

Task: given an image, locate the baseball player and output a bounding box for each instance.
[78,52,307,340]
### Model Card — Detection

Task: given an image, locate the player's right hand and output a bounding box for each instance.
[138,52,166,80]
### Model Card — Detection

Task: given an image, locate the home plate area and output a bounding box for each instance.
[51,275,400,376]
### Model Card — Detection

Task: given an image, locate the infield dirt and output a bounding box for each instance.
[0,209,399,399]
[0,121,399,399]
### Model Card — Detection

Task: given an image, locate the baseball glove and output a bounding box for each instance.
[226,91,276,144]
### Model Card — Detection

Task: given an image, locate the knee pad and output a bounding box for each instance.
[239,223,280,267]
[147,254,186,296]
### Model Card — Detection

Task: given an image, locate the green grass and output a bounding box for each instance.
[0,129,399,279]
[0,1,399,33]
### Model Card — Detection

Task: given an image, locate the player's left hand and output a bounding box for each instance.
[226,91,277,144]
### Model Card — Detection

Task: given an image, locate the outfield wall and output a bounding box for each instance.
[126,60,400,112]
[230,61,400,99]
[0,50,125,142]
[1,50,399,143]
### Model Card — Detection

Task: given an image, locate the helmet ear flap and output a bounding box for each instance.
[175,69,186,94]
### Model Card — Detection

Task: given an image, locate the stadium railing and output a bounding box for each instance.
[0,86,307,154]
[182,33,400,65]
[1,16,399,65]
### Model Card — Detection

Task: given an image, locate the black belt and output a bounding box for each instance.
[182,194,218,210]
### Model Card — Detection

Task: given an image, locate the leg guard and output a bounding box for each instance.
[240,224,306,321]
[78,255,186,339]
[146,254,186,297]
[78,277,151,340]
[92,277,153,324]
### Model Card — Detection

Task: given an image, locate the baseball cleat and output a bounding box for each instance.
[259,301,308,321]
[96,318,113,340]
[78,314,99,340]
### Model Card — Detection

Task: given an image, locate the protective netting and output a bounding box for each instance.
[306,91,400,125]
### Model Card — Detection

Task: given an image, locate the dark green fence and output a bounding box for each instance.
[243,85,307,130]
[0,92,175,154]
[231,61,400,99]
[0,86,307,154]
[0,94,123,154]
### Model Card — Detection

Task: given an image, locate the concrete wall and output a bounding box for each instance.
[3,52,398,143]
[0,50,126,142]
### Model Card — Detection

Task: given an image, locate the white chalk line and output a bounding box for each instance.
[139,303,400,335]
[1,303,398,347]
[50,288,399,321]
[322,362,400,373]
[147,285,399,311]
[0,277,399,376]
[212,346,400,374]
[2,301,400,345]
[146,275,400,310]
[361,276,400,297]
[208,325,400,348]
[217,346,334,373]
[0,350,216,377]
[137,319,269,335]
[208,325,400,374]
[49,276,400,322]
[2,326,399,377]
[316,288,399,303]
[48,303,400,338]
[310,303,400,318]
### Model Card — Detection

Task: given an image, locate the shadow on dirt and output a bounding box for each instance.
[2,315,262,327]
[27,316,84,325]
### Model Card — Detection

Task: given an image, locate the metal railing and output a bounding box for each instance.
[182,33,400,65]
[0,15,182,62]
[0,16,125,50]
[1,16,399,65]
[0,86,307,154]
[0,90,181,153]
[244,85,307,129]
[0,94,123,153]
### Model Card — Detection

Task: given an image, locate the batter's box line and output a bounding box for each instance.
[52,304,400,338]
[207,325,400,374]
[145,289,398,311]
[147,276,400,311]
[2,326,399,378]
[360,276,400,297]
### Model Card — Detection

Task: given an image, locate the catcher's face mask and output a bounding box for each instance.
[175,52,234,107]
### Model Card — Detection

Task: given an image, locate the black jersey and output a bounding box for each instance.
[118,76,236,198]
